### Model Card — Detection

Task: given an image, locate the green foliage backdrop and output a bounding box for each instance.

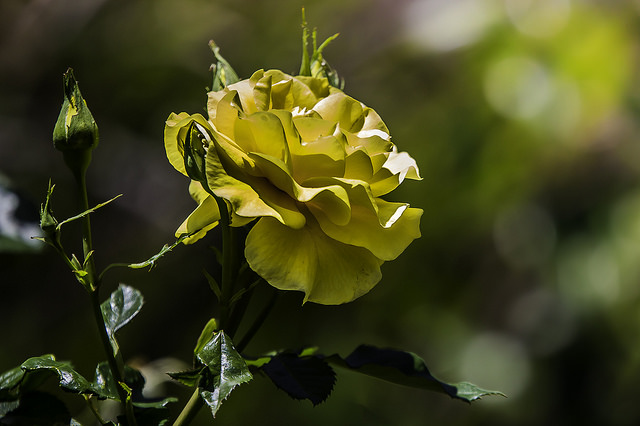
[2,0,640,424]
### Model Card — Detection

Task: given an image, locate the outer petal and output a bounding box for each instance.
[368,150,422,197]
[310,181,423,260]
[176,182,220,244]
[245,217,383,305]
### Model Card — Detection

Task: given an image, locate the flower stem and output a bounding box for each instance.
[236,289,279,353]
[75,169,137,426]
[75,170,97,291]
[173,388,204,426]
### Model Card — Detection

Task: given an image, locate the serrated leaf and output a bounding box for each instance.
[127,233,190,270]
[326,345,504,403]
[20,355,95,395]
[167,368,204,388]
[195,331,252,418]
[101,284,144,357]
[262,353,335,405]
[56,194,122,230]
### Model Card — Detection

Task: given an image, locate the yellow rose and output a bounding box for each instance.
[165,70,422,304]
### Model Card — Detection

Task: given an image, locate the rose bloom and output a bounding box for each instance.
[165,69,422,304]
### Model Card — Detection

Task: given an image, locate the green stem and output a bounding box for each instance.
[210,193,239,330]
[90,285,137,425]
[236,289,279,353]
[173,388,204,426]
[75,170,97,292]
[75,169,137,426]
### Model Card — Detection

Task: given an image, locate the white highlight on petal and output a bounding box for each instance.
[383,203,408,228]
[357,128,391,141]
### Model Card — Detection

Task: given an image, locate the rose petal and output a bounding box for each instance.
[176,194,220,244]
[310,181,423,261]
[245,216,383,305]
[249,153,351,226]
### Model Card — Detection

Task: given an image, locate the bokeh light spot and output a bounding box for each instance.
[403,0,501,52]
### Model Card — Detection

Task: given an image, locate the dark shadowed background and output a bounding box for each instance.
[2,0,640,424]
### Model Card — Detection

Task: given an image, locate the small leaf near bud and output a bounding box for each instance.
[38,181,61,249]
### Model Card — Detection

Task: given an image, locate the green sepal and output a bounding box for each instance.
[100,284,144,357]
[195,330,252,418]
[298,9,344,89]
[325,345,504,403]
[209,40,240,91]
[183,121,208,184]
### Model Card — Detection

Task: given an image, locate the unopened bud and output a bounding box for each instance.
[183,121,208,184]
[53,68,99,176]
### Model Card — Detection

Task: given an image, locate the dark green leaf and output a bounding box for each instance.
[92,362,145,401]
[202,269,221,300]
[21,355,95,395]
[326,345,504,402]
[101,284,144,356]
[262,353,335,405]
[0,391,70,424]
[0,400,20,417]
[167,368,204,388]
[195,331,252,418]
[124,397,177,426]
[0,367,25,400]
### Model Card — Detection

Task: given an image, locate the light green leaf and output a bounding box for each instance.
[194,318,219,356]
[195,331,252,418]
[127,233,191,270]
[101,284,144,357]
[56,194,122,230]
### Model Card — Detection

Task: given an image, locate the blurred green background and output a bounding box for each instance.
[2,0,640,424]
